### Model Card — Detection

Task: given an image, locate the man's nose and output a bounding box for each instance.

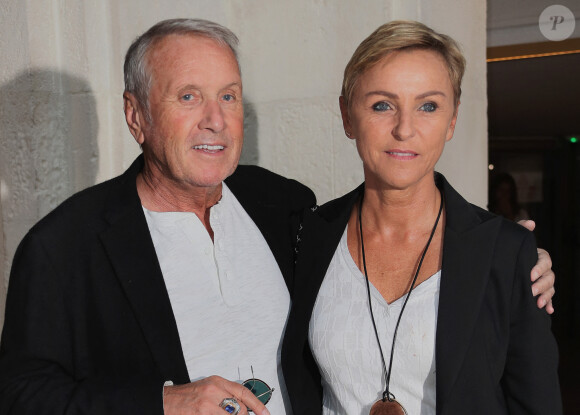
[199,100,225,132]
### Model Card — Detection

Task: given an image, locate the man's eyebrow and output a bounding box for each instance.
[176,82,242,93]
[222,81,242,91]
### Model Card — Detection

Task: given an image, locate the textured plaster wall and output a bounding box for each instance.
[0,0,487,328]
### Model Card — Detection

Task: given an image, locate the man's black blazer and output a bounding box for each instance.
[282,173,561,415]
[0,156,315,414]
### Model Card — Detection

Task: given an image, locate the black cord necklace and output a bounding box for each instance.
[358,188,444,415]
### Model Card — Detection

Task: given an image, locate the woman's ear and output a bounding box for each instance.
[446,100,460,142]
[339,96,354,139]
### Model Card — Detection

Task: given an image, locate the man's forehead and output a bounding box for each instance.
[148,33,231,62]
[142,34,241,98]
[146,33,240,79]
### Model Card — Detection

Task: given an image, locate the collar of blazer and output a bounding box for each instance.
[99,155,190,384]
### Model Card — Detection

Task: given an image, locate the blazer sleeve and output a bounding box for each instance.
[0,232,164,415]
[501,231,562,414]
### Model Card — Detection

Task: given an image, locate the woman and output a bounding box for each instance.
[282,21,561,414]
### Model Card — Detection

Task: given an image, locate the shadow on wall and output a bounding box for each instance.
[0,69,99,325]
[240,100,259,165]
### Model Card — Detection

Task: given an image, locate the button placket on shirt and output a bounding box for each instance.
[210,204,239,305]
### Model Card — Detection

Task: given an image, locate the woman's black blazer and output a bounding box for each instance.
[282,173,561,415]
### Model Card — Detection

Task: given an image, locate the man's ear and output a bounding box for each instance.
[123,92,147,145]
[339,96,354,139]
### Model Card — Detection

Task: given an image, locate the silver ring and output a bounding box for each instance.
[219,398,241,414]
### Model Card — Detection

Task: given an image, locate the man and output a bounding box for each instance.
[0,19,313,414]
[0,18,554,415]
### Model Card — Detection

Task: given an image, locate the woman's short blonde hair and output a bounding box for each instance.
[341,20,466,109]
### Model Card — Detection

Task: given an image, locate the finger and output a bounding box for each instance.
[517,219,536,232]
[536,286,555,308]
[231,400,249,415]
[216,394,248,415]
[530,249,553,282]
[196,376,249,415]
[531,270,555,297]
[226,382,270,415]
[531,270,554,296]
[546,300,555,315]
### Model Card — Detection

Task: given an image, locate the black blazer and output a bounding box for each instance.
[282,173,561,415]
[0,156,315,414]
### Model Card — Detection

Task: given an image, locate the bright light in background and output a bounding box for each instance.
[570,137,577,144]
[488,164,495,170]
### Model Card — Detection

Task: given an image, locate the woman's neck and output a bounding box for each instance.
[360,178,441,237]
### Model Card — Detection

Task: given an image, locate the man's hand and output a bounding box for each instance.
[163,376,270,415]
[518,220,555,314]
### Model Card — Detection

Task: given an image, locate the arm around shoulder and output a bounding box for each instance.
[502,231,562,414]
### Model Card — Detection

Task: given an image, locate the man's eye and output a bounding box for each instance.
[372,102,391,112]
[222,94,234,102]
[182,94,194,101]
[420,102,437,112]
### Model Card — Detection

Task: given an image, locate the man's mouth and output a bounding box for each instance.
[193,144,225,151]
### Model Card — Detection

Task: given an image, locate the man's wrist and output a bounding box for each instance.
[162,380,174,414]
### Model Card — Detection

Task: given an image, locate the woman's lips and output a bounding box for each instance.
[386,149,418,160]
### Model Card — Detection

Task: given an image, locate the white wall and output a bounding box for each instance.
[0,0,488,327]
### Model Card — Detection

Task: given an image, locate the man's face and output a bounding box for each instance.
[133,34,244,190]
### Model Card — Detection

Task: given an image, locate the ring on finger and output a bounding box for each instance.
[220,398,241,414]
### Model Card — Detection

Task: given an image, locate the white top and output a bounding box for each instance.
[309,227,440,415]
[144,183,292,414]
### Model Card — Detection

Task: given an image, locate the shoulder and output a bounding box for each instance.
[438,173,536,269]
[315,184,363,222]
[29,178,112,233]
[28,157,142,236]
[437,172,531,242]
[21,165,136,253]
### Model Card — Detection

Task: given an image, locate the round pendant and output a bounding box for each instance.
[369,398,408,415]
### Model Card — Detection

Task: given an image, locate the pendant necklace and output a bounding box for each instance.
[358,189,443,415]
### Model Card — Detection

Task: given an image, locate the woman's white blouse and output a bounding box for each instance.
[309,227,440,415]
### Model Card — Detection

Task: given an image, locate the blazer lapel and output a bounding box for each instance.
[99,158,189,384]
[435,175,502,411]
[225,166,308,290]
[281,186,361,415]
[233,191,292,282]
[292,186,362,333]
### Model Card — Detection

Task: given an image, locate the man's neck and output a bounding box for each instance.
[136,172,222,239]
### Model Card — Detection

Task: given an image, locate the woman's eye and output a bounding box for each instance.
[420,102,437,112]
[372,102,391,112]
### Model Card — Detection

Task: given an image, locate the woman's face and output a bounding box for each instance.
[341,49,458,192]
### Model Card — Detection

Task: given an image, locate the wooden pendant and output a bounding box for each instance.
[369,399,408,415]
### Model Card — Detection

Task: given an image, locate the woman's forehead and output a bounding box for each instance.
[356,49,453,96]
